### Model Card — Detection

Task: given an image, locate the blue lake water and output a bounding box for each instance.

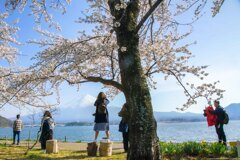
[1,121,240,142]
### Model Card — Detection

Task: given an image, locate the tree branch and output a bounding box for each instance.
[88,76,123,91]
[78,71,123,91]
[136,0,164,33]
[0,82,29,109]
[168,69,194,100]
[145,62,157,76]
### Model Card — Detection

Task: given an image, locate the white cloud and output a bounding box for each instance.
[61,94,96,108]
[79,94,96,107]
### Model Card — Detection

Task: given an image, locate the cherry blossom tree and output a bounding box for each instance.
[0,0,72,109]
[1,0,226,159]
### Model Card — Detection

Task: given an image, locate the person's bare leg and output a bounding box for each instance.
[105,131,110,139]
[95,131,99,141]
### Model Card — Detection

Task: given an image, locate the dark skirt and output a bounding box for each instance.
[39,130,53,149]
[94,113,109,123]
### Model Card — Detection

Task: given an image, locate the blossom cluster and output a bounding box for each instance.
[0,12,19,63]
[0,0,226,110]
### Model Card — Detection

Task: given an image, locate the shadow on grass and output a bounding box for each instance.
[23,149,126,160]
[71,150,86,154]
[25,154,125,160]
[25,154,88,160]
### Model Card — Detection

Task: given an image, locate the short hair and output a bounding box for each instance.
[16,114,20,119]
[214,100,220,104]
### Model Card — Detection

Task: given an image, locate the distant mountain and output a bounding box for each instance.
[52,106,122,123]
[154,111,204,122]
[0,115,12,127]
[21,107,204,124]
[19,106,121,124]
[154,103,240,122]
[225,103,240,120]
[19,99,240,124]
[18,94,122,124]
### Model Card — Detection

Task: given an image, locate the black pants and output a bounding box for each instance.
[13,131,20,144]
[122,132,129,152]
[215,123,226,144]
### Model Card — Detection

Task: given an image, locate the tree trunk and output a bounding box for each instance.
[122,40,160,160]
[108,1,160,159]
[121,32,160,160]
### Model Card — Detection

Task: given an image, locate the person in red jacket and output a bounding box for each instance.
[204,106,217,126]
[204,100,226,145]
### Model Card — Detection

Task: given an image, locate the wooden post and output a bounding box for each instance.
[87,142,98,156]
[46,140,59,154]
[99,141,113,157]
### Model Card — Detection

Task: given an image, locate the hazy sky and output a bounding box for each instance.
[1,0,240,118]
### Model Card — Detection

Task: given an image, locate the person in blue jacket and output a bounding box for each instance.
[118,103,129,152]
[210,100,227,145]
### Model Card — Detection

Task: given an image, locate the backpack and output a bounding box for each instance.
[223,111,229,124]
[97,103,106,114]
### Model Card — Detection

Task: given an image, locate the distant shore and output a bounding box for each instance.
[4,119,240,128]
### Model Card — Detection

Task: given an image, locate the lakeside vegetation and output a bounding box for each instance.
[160,141,237,159]
[0,141,237,159]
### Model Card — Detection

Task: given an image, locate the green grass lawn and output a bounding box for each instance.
[0,144,126,160]
[0,142,238,160]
